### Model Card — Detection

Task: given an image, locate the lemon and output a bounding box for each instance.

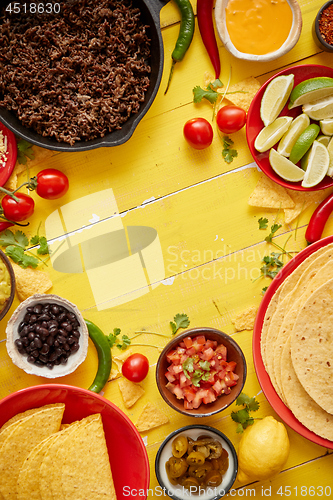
[288,77,333,109]
[289,123,320,164]
[301,140,329,188]
[320,118,333,136]
[277,113,310,157]
[260,74,294,127]
[269,148,305,182]
[255,116,292,153]
[317,134,331,147]
[237,416,290,483]
[303,94,333,121]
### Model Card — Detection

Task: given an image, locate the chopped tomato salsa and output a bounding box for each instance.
[165,335,239,410]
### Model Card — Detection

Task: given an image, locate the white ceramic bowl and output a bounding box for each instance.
[215,0,302,62]
[6,294,88,378]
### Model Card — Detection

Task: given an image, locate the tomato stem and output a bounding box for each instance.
[0,186,20,202]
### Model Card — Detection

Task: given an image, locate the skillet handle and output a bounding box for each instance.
[146,0,170,18]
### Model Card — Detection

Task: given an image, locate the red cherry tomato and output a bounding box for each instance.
[216,105,247,134]
[2,193,35,222]
[183,118,213,150]
[36,169,69,200]
[122,353,149,383]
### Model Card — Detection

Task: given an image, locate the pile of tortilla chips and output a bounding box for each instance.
[0,404,117,500]
[249,173,333,224]
[261,243,333,441]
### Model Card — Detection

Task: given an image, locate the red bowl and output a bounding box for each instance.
[246,64,333,191]
[0,384,150,499]
[0,121,17,187]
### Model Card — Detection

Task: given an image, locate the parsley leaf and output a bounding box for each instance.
[192,80,223,104]
[222,136,238,164]
[6,246,39,268]
[107,328,122,348]
[199,360,210,371]
[183,357,195,379]
[36,236,49,255]
[0,229,28,249]
[258,217,269,230]
[17,139,35,165]
[265,223,282,243]
[231,393,260,433]
[170,313,190,335]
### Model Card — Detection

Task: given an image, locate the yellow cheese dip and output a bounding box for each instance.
[225,0,293,55]
[0,261,11,309]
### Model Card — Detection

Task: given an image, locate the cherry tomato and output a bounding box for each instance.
[183,118,213,150]
[122,353,149,383]
[216,105,247,134]
[2,193,35,222]
[36,169,69,200]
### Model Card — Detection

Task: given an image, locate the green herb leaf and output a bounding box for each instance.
[258,217,269,230]
[199,360,210,371]
[117,334,131,350]
[5,246,39,268]
[0,229,28,249]
[222,136,238,164]
[261,286,268,295]
[182,357,195,379]
[192,369,204,387]
[231,393,260,433]
[193,85,219,104]
[107,328,122,348]
[265,223,282,243]
[36,236,49,255]
[17,139,35,165]
[170,313,190,335]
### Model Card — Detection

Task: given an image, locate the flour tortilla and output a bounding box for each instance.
[291,277,333,415]
[281,337,333,441]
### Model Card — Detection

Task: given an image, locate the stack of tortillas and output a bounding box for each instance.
[261,242,333,441]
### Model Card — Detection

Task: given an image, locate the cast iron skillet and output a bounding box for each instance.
[0,0,168,152]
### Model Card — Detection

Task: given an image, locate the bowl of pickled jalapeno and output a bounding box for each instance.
[155,425,238,499]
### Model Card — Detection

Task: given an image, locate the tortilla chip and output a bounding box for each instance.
[112,349,133,372]
[135,403,169,432]
[118,378,145,408]
[11,261,52,301]
[284,187,333,224]
[203,71,215,88]
[248,174,295,209]
[218,76,261,112]
[0,404,65,500]
[0,404,64,434]
[232,305,258,331]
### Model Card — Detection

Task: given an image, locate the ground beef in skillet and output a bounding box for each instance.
[0,0,151,145]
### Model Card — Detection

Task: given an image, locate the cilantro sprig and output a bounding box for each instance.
[182,357,210,387]
[17,139,35,165]
[107,328,131,350]
[193,79,223,104]
[231,393,260,433]
[0,228,49,268]
[222,136,238,164]
[170,313,190,335]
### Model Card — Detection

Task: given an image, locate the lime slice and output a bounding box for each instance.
[288,77,333,109]
[317,134,331,147]
[326,137,333,176]
[303,94,333,121]
[255,116,292,153]
[301,141,329,188]
[289,124,320,164]
[320,118,333,136]
[277,113,310,157]
[260,74,294,127]
[269,148,305,182]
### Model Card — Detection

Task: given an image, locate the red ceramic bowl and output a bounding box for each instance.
[0,384,150,499]
[0,121,17,187]
[246,64,333,191]
[156,328,246,417]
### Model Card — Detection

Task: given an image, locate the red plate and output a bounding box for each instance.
[246,64,333,192]
[253,235,333,448]
[0,121,17,187]
[0,384,150,499]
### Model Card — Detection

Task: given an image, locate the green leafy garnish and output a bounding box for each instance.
[261,252,284,279]
[0,229,28,249]
[107,328,131,350]
[222,136,238,164]
[193,80,223,104]
[182,357,211,386]
[5,246,39,268]
[258,217,269,230]
[170,313,190,335]
[183,357,195,378]
[17,139,35,165]
[0,228,49,268]
[265,223,282,243]
[231,393,260,433]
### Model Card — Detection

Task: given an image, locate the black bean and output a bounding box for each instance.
[47,336,54,347]
[41,344,50,355]
[27,332,35,342]
[71,342,79,353]
[33,304,43,314]
[51,305,60,315]
[30,314,38,323]
[38,314,51,322]
[34,338,42,349]
[21,337,30,346]
[39,354,49,363]
[19,326,29,337]
[72,330,80,339]
[31,350,39,358]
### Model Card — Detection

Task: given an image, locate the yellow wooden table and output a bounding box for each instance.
[1,0,333,497]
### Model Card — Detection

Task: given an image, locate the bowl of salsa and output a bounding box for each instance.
[156,328,246,417]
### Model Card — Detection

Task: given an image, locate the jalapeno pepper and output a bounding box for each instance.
[85,319,112,393]
[305,192,333,244]
[197,0,221,79]
[165,0,195,94]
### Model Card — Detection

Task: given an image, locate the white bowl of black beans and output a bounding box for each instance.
[6,294,88,378]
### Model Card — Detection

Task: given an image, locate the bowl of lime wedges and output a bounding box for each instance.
[246,64,333,191]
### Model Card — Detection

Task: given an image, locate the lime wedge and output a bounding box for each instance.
[303,94,333,121]
[301,141,329,188]
[255,116,292,153]
[327,137,333,176]
[289,124,320,164]
[317,134,331,147]
[320,118,333,136]
[269,149,305,182]
[260,74,294,127]
[288,77,333,109]
[277,113,310,157]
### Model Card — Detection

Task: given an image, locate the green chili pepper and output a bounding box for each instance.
[165,0,195,94]
[85,319,112,393]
